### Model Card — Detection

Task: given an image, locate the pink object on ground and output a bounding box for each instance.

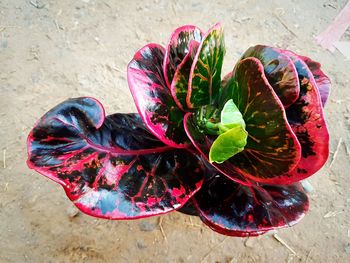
[316,1,350,52]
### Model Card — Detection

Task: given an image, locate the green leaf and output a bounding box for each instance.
[171,41,199,111]
[220,99,245,130]
[209,125,247,163]
[187,23,225,108]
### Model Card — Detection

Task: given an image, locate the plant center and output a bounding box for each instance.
[203,99,248,164]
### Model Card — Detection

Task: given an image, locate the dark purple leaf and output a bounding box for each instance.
[176,198,199,216]
[163,25,203,88]
[127,44,189,148]
[27,98,205,219]
[298,54,331,107]
[228,58,302,183]
[241,45,300,107]
[177,159,223,216]
[279,50,330,182]
[193,173,309,237]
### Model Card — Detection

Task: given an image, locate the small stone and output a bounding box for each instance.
[244,237,256,248]
[301,180,314,193]
[345,244,350,254]
[136,240,147,249]
[28,195,39,205]
[66,205,80,218]
[138,221,157,232]
[1,38,8,49]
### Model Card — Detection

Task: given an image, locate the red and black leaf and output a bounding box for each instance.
[163,25,203,88]
[26,23,331,237]
[127,44,189,148]
[225,58,302,183]
[176,198,199,216]
[193,173,309,237]
[241,45,300,107]
[298,54,331,107]
[187,58,302,184]
[279,50,330,182]
[27,98,205,219]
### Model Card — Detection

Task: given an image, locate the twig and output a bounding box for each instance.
[105,64,125,74]
[329,137,342,168]
[305,248,313,263]
[54,20,63,32]
[201,237,228,263]
[3,149,6,169]
[323,211,342,218]
[189,216,194,226]
[185,222,202,228]
[158,217,167,242]
[233,17,252,24]
[102,1,112,9]
[331,98,345,104]
[54,20,59,31]
[273,234,297,255]
[327,3,337,9]
[171,2,177,15]
[273,13,298,37]
[94,37,106,51]
[29,0,45,9]
[275,7,285,16]
[0,26,19,32]
[163,219,202,228]
[344,141,350,157]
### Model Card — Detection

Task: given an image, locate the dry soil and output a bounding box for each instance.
[0,0,350,262]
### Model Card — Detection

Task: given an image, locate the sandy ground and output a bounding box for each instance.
[0,0,350,262]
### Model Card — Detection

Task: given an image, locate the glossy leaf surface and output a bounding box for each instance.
[217,71,235,112]
[184,113,252,186]
[208,99,248,163]
[209,126,247,164]
[280,50,330,183]
[194,174,309,237]
[187,23,225,108]
[298,54,331,107]
[176,198,199,216]
[171,41,200,111]
[163,25,203,88]
[241,45,300,107]
[220,99,246,129]
[127,44,188,148]
[211,58,301,183]
[27,98,205,219]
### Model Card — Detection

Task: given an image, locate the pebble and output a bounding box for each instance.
[345,244,350,254]
[301,180,314,193]
[138,221,157,232]
[66,205,80,218]
[244,237,256,248]
[136,240,147,249]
